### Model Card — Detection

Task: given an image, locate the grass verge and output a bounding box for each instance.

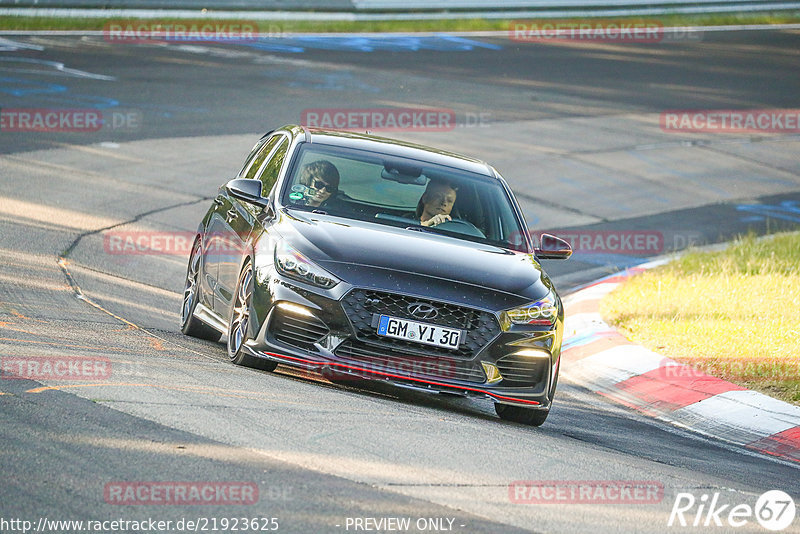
[0,12,799,33]
[600,231,800,405]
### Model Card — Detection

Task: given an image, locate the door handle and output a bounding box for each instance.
[226,208,238,221]
[213,197,224,206]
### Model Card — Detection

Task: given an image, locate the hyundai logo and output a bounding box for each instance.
[407,302,438,320]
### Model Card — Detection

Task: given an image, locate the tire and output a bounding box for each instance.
[495,403,549,426]
[227,260,278,372]
[181,239,221,341]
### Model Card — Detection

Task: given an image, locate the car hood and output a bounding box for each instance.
[275,210,553,302]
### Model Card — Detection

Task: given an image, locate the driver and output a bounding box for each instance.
[416,179,458,227]
[298,160,340,207]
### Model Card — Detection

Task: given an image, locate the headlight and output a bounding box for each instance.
[500,291,558,329]
[274,241,340,289]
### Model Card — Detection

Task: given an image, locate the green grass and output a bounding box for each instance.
[600,231,800,405]
[1,12,799,33]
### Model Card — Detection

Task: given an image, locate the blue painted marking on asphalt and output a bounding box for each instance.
[235,35,502,53]
[20,92,120,108]
[0,77,67,97]
[231,40,305,53]
[562,329,613,349]
[434,34,503,50]
[378,315,389,335]
[736,200,800,223]
[0,76,120,108]
[60,94,119,109]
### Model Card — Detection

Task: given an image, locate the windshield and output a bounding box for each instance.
[280,143,529,251]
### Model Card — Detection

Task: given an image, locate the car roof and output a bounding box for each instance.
[272,125,497,178]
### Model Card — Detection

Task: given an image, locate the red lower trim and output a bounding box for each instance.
[258,350,541,406]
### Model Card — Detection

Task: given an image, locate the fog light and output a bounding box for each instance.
[276,302,314,317]
[513,349,551,359]
[481,362,503,384]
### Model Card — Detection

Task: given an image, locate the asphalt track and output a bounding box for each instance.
[1,29,799,534]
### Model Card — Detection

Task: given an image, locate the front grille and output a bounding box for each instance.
[335,340,486,383]
[269,308,329,350]
[496,353,549,387]
[340,289,500,360]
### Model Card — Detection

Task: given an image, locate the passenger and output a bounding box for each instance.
[416,179,458,227]
[298,160,340,207]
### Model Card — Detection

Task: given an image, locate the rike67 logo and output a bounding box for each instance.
[668,490,796,531]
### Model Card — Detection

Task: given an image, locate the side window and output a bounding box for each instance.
[241,135,281,180]
[237,136,268,178]
[256,137,289,195]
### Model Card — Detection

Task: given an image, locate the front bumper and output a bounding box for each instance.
[246,275,562,409]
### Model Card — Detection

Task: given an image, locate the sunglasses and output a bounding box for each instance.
[312,179,333,192]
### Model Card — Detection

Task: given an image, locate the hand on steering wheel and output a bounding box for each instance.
[421,214,452,227]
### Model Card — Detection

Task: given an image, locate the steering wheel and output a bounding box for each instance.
[434,218,485,238]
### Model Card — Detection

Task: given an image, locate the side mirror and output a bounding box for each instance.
[226,178,269,208]
[535,233,572,260]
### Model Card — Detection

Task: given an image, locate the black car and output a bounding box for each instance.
[181,125,571,425]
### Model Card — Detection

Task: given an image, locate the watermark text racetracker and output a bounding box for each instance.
[301,108,490,132]
[509,480,664,504]
[1,356,111,380]
[105,229,705,258]
[104,231,251,256]
[535,230,704,255]
[105,481,258,506]
[103,20,282,43]
[509,19,702,43]
[318,356,458,383]
[659,357,800,382]
[660,109,800,133]
[0,108,142,132]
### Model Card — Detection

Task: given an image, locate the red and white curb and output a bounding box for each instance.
[560,264,800,464]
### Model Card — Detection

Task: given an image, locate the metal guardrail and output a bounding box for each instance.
[0,0,797,18]
[0,0,798,9]
[4,1,349,8]
[356,0,795,7]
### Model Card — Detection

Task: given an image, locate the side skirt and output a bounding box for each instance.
[194,303,228,337]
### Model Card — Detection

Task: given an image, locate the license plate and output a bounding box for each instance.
[377,315,462,349]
